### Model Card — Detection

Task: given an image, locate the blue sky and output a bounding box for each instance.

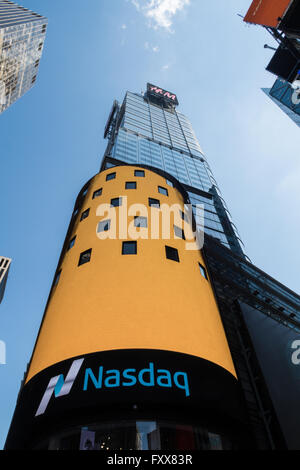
[0,0,300,449]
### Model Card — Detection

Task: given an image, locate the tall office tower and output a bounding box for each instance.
[5,84,300,450]
[262,79,300,127]
[103,84,245,257]
[0,0,47,114]
[0,256,11,304]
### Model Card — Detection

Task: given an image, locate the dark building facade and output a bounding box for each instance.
[5,84,300,450]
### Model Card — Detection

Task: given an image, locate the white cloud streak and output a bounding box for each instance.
[144,41,160,52]
[132,0,190,31]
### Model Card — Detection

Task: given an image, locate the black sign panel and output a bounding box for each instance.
[266,46,300,83]
[5,349,246,449]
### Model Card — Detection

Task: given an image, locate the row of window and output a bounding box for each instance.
[96,218,186,239]
[76,171,176,222]
[80,170,174,202]
[68,216,187,253]
[79,196,187,225]
[55,244,208,285]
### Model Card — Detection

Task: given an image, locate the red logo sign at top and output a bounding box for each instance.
[147,83,179,106]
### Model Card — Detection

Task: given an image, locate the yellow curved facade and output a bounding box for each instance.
[26,165,236,383]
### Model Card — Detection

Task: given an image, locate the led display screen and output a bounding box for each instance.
[147,83,179,106]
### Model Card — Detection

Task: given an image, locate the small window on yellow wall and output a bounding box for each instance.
[78,249,92,266]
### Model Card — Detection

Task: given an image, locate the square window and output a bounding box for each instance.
[174,225,185,240]
[158,186,169,196]
[149,198,160,208]
[78,249,92,266]
[134,170,145,177]
[68,236,76,250]
[199,263,208,280]
[106,172,116,181]
[134,216,148,228]
[82,188,88,197]
[166,179,174,187]
[80,209,90,221]
[122,241,137,255]
[97,219,111,232]
[93,188,102,199]
[111,197,122,207]
[126,182,137,190]
[165,246,180,263]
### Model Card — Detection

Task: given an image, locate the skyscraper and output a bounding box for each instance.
[0,256,11,304]
[0,0,47,114]
[103,84,245,257]
[5,84,300,450]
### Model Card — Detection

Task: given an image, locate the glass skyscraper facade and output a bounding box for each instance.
[0,0,47,114]
[103,87,245,256]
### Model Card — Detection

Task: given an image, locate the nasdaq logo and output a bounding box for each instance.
[35,359,190,418]
[35,358,84,416]
[83,362,190,397]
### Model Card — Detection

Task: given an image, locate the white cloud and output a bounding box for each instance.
[132,0,190,31]
[162,64,170,70]
[144,42,160,52]
[121,24,127,29]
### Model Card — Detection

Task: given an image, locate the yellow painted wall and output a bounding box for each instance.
[26,166,236,382]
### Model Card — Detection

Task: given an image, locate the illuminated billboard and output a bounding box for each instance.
[244,0,292,28]
[147,83,179,106]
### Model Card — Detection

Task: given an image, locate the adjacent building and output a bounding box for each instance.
[5,84,300,450]
[243,0,300,83]
[243,0,300,126]
[0,256,11,304]
[0,0,47,114]
[262,78,300,127]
